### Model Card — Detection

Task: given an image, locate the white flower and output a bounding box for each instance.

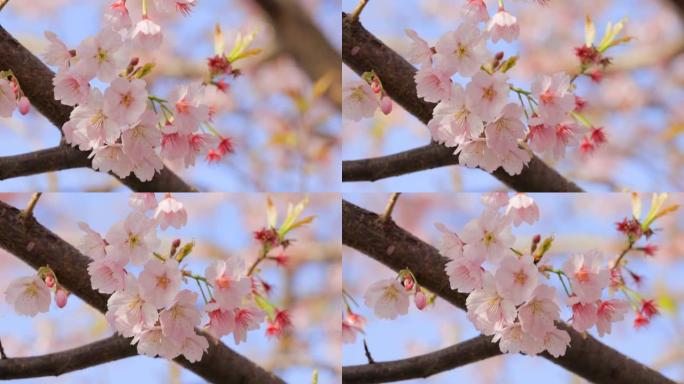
[363,278,410,320]
[139,258,182,309]
[154,194,188,230]
[506,193,540,226]
[342,80,377,121]
[460,209,514,263]
[495,254,539,305]
[466,272,516,335]
[5,275,51,316]
[518,284,560,337]
[105,210,160,265]
[561,249,609,303]
[434,23,489,77]
[488,9,519,43]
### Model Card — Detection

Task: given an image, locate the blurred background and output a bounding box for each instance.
[341,0,684,192]
[343,193,684,383]
[0,192,341,383]
[0,0,341,192]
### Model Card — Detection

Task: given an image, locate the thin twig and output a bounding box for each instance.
[363,339,375,364]
[0,338,7,359]
[379,193,401,223]
[349,0,369,22]
[612,239,635,270]
[21,193,42,219]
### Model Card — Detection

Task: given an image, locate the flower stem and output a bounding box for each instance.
[612,238,635,270]
[195,278,208,304]
[247,245,270,277]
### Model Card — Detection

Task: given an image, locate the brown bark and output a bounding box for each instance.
[252,0,342,109]
[341,14,583,192]
[342,335,501,383]
[0,200,284,383]
[342,200,675,384]
[0,25,195,192]
[0,335,138,380]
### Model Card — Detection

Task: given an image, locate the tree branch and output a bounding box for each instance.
[251,0,342,109]
[0,335,138,380]
[0,25,195,192]
[0,145,91,181]
[343,142,583,192]
[341,14,583,192]
[341,200,675,384]
[0,200,284,383]
[343,335,501,384]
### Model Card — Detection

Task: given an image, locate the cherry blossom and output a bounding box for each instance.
[460,209,514,263]
[518,284,560,336]
[106,276,159,337]
[54,288,69,308]
[76,222,107,259]
[466,272,517,335]
[568,296,598,332]
[342,317,364,344]
[506,193,540,226]
[414,63,453,103]
[160,290,201,340]
[205,301,236,338]
[4,275,51,316]
[129,193,158,212]
[493,322,543,355]
[364,278,410,320]
[169,83,209,134]
[462,0,489,24]
[205,259,251,309]
[596,299,629,337]
[541,327,571,358]
[132,17,163,50]
[497,145,531,176]
[434,222,464,260]
[91,144,135,178]
[104,77,149,125]
[233,304,266,344]
[495,254,539,305]
[481,192,509,209]
[484,103,526,153]
[434,23,489,77]
[178,332,209,363]
[342,80,377,121]
[532,73,575,126]
[52,68,90,107]
[445,256,484,293]
[548,120,586,160]
[458,139,501,172]
[488,8,519,43]
[42,31,72,69]
[105,210,160,264]
[74,28,127,82]
[66,89,120,150]
[88,257,127,294]
[154,194,188,230]
[562,249,609,303]
[427,84,482,146]
[404,29,432,66]
[0,78,16,117]
[139,258,182,308]
[465,71,510,122]
[135,327,181,359]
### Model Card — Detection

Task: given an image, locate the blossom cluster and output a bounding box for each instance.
[4,194,313,363]
[41,0,245,181]
[342,0,629,176]
[359,193,671,357]
[342,71,393,121]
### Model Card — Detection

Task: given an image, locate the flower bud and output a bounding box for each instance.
[380,96,392,115]
[172,238,181,248]
[44,274,56,288]
[414,291,427,310]
[55,288,68,308]
[402,275,414,291]
[18,96,30,115]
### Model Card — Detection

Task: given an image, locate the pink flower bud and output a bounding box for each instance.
[380,96,392,115]
[414,291,427,310]
[402,276,414,291]
[18,96,30,115]
[55,288,68,308]
[371,79,381,94]
[44,274,56,288]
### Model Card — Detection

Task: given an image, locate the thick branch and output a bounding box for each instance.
[0,146,91,181]
[342,335,501,384]
[0,335,137,379]
[252,0,341,109]
[342,200,675,384]
[0,25,195,192]
[341,14,583,192]
[0,200,284,383]
[343,143,583,192]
